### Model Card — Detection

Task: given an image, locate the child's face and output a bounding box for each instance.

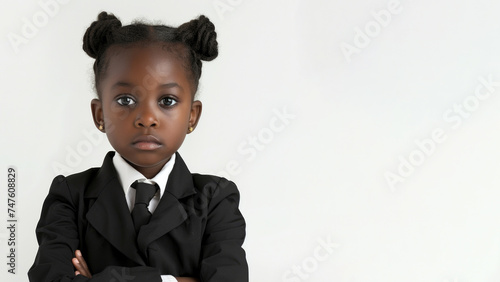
[91,43,201,178]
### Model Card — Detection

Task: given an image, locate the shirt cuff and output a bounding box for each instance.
[161,275,178,282]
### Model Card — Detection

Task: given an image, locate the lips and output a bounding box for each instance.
[132,135,162,150]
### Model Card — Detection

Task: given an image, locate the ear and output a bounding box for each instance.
[91,98,105,132]
[187,100,202,134]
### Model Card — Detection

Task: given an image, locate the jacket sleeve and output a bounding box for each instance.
[198,177,249,282]
[28,175,162,282]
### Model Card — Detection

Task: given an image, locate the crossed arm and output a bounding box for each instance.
[30,175,248,281]
[72,250,199,282]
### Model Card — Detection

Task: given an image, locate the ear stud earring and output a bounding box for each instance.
[188,126,194,132]
[99,122,104,131]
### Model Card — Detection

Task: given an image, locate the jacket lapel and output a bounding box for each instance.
[137,152,197,257]
[84,151,146,265]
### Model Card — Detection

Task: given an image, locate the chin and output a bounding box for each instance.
[133,154,171,165]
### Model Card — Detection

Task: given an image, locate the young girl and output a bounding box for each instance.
[28,11,248,282]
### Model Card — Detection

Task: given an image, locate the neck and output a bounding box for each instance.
[126,158,170,179]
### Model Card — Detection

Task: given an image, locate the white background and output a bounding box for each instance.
[2,0,500,281]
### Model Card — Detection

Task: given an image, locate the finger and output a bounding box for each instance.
[75,250,90,271]
[176,278,201,282]
[73,258,90,278]
[75,253,91,278]
[72,258,85,275]
[73,250,92,278]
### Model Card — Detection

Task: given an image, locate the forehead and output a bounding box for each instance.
[103,43,191,89]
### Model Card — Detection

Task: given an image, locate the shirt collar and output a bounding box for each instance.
[112,152,176,198]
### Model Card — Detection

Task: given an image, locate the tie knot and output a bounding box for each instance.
[131,180,158,205]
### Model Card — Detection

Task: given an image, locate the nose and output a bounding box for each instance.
[134,101,159,128]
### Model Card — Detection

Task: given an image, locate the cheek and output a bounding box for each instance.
[164,117,187,132]
[107,104,131,121]
[105,125,126,142]
[102,108,131,139]
[164,107,191,124]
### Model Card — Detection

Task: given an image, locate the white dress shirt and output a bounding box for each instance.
[112,152,178,282]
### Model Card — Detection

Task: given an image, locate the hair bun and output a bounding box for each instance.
[177,15,218,61]
[83,11,122,59]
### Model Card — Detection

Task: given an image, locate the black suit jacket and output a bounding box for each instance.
[28,151,248,282]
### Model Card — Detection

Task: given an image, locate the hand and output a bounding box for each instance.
[72,249,92,278]
[176,278,200,282]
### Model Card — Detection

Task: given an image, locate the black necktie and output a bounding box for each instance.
[131,180,158,234]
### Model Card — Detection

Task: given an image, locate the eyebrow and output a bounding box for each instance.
[111,82,133,89]
[158,82,182,90]
[111,81,182,90]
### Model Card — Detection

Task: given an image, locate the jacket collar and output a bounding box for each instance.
[84,151,197,198]
[84,151,197,264]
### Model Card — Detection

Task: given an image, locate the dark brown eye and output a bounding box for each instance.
[116,96,135,106]
[160,97,177,106]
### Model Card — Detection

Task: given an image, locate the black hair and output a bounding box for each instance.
[82,11,218,97]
